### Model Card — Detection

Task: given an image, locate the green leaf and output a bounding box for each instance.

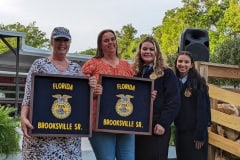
[0,106,20,155]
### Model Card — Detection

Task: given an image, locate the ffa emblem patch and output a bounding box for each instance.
[115,94,134,117]
[150,72,157,80]
[184,88,192,97]
[51,94,72,119]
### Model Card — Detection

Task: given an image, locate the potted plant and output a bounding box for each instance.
[0,106,20,159]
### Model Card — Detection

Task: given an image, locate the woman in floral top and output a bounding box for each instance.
[82,29,134,160]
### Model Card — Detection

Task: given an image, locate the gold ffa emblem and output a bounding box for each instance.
[150,72,157,80]
[184,88,192,97]
[115,94,134,117]
[51,94,72,119]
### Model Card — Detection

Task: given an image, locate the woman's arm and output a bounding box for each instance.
[21,105,34,138]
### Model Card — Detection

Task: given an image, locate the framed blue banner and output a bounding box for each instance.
[29,73,92,137]
[96,74,154,135]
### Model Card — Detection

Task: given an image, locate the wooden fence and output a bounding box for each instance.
[195,62,240,159]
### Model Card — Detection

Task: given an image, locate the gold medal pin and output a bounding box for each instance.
[150,73,157,80]
[184,88,192,97]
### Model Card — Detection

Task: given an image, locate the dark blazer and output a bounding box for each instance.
[137,67,181,130]
[174,79,211,141]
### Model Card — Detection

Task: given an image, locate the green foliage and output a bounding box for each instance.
[221,0,240,34]
[213,37,240,65]
[0,106,20,155]
[210,37,240,88]
[80,48,97,56]
[0,37,17,54]
[122,36,146,60]
[212,0,239,52]
[166,53,178,67]
[115,24,137,58]
[2,0,240,71]
[121,40,137,60]
[153,12,186,55]
[0,21,50,52]
[152,0,231,56]
[169,124,175,146]
[79,0,240,63]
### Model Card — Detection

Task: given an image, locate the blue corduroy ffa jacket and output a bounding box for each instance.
[137,67,181,130]
[174,79,211,141]
[153,68,181,129]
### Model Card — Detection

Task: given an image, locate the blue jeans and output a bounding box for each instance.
[89,132,134,160]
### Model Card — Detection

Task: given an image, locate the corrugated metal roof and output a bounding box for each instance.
[0,30,92,73]
[0,30,26,38]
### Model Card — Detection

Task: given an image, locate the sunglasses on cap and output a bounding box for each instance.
[54,38,70,42]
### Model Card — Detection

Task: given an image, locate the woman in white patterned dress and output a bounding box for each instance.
[20,27,100,160]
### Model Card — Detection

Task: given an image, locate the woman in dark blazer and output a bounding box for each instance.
[174,51,211,160]
[133,36,181,160]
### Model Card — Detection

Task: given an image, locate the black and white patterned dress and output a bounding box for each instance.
[22,58,83,160]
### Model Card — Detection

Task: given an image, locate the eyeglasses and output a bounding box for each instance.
[54,38,69,42]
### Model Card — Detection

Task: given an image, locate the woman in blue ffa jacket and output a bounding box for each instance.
[132,36,181,160]
[174,51,211,160]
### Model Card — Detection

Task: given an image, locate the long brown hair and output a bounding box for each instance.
[95,29,118,58]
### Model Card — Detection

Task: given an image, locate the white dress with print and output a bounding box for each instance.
[22,58,83,160]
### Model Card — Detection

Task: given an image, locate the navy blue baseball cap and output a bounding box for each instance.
[51,27,71,40]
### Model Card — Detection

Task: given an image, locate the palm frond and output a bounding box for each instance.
[0,106,20,155]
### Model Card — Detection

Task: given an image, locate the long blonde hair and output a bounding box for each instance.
[132,36,167,78]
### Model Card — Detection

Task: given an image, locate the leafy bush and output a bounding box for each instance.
[0,106,20,155]
[166,53,177,68]
[210,38,240,88]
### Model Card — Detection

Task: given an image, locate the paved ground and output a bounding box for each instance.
[1,129,176,160]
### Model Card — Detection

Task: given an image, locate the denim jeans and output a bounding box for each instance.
[89,132,134,160]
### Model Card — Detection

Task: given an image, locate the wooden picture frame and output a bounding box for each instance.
[96,74,154,135]
[29,73,92,137]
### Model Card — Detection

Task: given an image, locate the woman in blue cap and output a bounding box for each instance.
[20,27,101,160]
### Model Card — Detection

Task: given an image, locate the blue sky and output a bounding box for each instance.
[0,0,183,53]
